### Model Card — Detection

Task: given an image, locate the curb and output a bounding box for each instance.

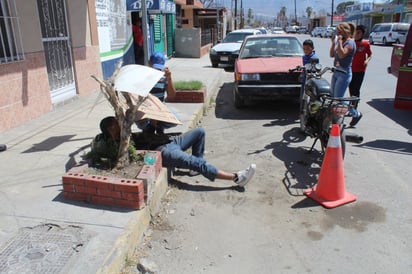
[95,64,223,273]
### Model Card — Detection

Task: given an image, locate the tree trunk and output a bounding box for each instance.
[91,61,147,170]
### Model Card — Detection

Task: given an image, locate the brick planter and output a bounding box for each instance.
[166,88,206,103]
[62,150,162,210]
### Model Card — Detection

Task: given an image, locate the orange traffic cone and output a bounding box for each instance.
[304,124,356,208]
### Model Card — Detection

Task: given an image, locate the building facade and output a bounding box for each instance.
[0,0,227,132]
[0,0,101,132]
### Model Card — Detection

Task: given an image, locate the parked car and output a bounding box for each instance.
[311,27,325,37]
[256,27,269,34]
[369,22,410,45]
[298,26,308,34]
[322,26,335,38]
[233,34,303,107]
[271,27,286,34]
[209,29,261,68]
[285,26,298,33]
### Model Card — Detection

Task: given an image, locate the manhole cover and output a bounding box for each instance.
[0,223,90,273]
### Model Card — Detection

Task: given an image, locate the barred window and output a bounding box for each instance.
[0,0,24,64]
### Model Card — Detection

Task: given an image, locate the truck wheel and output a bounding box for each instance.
[234,91,245,108]
[383,37,387,46]
[212,62,218,68]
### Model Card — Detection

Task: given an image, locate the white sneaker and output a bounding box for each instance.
[189,170,200,176]
[235,164,256,187]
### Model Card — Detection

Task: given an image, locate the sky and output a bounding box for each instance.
[219,0,389,20]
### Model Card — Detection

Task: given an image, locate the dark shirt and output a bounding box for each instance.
[150,75,167,102]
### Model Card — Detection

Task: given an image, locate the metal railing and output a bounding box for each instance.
[0,0,24,64]
[201,28,213,46]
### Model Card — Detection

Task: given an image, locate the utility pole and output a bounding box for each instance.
[142,0,149,65]
[331,0,334,27]
[240,0,243,29]
[294,0,297,24]
[234,0,238,30]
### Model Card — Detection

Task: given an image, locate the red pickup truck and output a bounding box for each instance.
[388,24,412,110]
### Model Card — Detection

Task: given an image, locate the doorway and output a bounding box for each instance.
[37,0,76,105]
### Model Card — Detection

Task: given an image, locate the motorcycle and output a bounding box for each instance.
[289,58,363,157]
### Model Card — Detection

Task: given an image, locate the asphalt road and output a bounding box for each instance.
[129,35,412,274]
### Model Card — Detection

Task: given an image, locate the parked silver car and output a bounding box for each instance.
[311,27,325,37]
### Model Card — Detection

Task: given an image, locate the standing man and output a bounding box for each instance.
[132,18,144,65]
[349,25,372,98]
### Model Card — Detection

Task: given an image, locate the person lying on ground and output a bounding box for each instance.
[92,116,256,187]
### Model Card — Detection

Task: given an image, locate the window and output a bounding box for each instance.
[0,0,24,64]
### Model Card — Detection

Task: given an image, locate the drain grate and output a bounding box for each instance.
[0,224,89,274]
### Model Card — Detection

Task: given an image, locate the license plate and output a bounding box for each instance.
[220,56,229,61]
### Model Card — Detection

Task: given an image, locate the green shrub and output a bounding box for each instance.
[174,80,203,90]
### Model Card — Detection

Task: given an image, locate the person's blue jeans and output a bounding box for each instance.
[331,67,352,98]
[157,128,218,181]
[331,67,360,117]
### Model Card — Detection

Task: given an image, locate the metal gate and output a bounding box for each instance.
[37,0,76,104]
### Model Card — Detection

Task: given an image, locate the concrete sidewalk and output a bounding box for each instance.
[0,54,223,273]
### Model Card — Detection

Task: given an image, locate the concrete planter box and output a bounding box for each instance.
[62,150,162,210]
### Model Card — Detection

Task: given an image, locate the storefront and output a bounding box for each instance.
[126,0,176,58]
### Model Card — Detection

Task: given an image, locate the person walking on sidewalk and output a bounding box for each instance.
[92,117,256,187]
[349,25,371,126]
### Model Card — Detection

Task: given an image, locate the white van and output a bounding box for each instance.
[369,22,410,45]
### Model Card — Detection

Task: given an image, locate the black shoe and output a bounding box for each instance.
[350,112,362,127]
[0,144,6,152]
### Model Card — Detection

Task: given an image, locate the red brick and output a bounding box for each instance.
[62,183,75,193]
[167,90,206,103]
[62,172,87,186]
[121,191,145,201]
[113,178,144,193]
[75,185,97,195]
[138,165,156,185]
[86,175,113,189]
[136,150,162,177]
[63,191,90,201]
[97,188,122,199]
[90,195,114,206]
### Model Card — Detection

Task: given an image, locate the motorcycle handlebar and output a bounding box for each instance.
[288,66,303,72]
[332,67,347,74]
[289,65,347,75]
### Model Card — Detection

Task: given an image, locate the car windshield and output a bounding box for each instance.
[239,37,303,58]
[222,32,251,43]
